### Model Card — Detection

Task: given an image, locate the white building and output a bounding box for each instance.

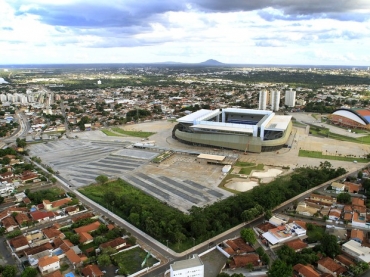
[270,90,280,111]
[285,88,296,107]
[259,90,268,110]
[342,240,370,263]
[170,254,204,277]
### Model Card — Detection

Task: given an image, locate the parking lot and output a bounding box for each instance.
[28,132,232,212]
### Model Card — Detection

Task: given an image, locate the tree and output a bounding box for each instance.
[21,267,38,277]
[69,234,80,245]
[1,265,17,277]
[320,233,341,258]
[337,192,351,204]
[240,228,256,245]
[267,260,292,277]
[16,138,27,148]
[357,171,363,179]
[95,175,109,185]
[0,196,4,205]
[97,253,111,266]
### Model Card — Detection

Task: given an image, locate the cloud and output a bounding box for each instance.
[1,27,13,31]
[255,40,285,47]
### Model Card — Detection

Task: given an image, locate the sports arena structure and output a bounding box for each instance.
[328,108,370,130]
[172,108,293,153]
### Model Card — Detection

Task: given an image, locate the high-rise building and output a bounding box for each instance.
[270,90,281,111]
[170,254,204,277]
[259,90,268,110]
[285,88,296,107]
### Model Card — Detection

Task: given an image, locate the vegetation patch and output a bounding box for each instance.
[112,247,159,275]
[299,150,369,163]
[111,127,155,138]
[152,150,174,163]
[102,129,122,136]
[239,164,264,175]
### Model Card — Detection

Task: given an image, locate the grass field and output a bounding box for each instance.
[111,127,155,138]
[309,125,370,144]
[102,129,122,136]
[113,247,159,274]
[299,150,369,163]
[239,164,264,175]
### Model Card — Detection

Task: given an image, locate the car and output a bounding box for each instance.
[102,271,106,274]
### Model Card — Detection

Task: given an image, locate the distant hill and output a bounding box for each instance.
[198,59,224,65]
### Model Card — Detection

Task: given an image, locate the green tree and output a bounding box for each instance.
[21,267,37,277]
[358,171,363,179]
[267,260,292,277]
[97,253,111,266]
[320,233,341,258]
[69,234,80,245]
[240,228,256,245]
[337,192,351,204]
[95,175,109,185]
[1,265,17,277]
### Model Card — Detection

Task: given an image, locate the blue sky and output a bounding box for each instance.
[1,0,370,65]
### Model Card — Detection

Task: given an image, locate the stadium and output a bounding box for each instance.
[172,108,293,153]
[328,108,370,130]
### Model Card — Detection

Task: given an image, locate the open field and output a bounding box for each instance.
[299,150,369,163]
[112,247,159,274]
[111,127,155,138]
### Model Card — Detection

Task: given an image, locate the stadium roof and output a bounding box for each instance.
[265,115,292,131]
[332,108,370,125]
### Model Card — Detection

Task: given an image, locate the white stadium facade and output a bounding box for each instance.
[172,108,293,153]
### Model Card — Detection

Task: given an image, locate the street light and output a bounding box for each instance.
[192,237,195,250]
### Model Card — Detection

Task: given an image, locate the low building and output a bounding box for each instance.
[350,229,364,243]
[293,263,320,277]
[81,264,104,277]
[317,257,346,276]
[331,182,345,193]
[38,256,60,275]
[99,237,127,250]
[342,240,370,263]
[170,254,204,277]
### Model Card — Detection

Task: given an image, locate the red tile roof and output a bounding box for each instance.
[38,256,59,268]
[81,264,104,277]
[284,239,308,251]
[65,249,81,264]
[293,264,320,277]
[9,235,28,249]
[229,254,260,269]
[74,221,100,234]
[318,257,346,275]
[30,210,55,220]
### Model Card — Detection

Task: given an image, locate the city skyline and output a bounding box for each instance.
[1,0,370,66]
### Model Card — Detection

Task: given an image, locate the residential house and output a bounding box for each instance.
[293,263,320,277]
[64,206,79,215]
[350,229,364,243]
[38,256,60,275]
[352,212,367,228]
[309,193,336,205]
[81,264,104,277]
[284,239,307,252]
[342,240,370,263]
[352,197,366,216]
[331,182,345,193]
[229,254,261,269]
[9,235,29,252]
[73,221,100,235]
[71,212,95,223]
[262,222,306,245]
[20,171,38,183]
[335,254,356,269]
[1,216,18,232]
[295,201,320,217]
[99,237,127,251]
[328,208,341,221]
[15,213,31,227]
[50,198,72,210]
[65,249,83,268]
[345,182,361,193]
[317,257,346,276]
[79,232,93,245]
[30,211,56,222]
[42,226,65,241]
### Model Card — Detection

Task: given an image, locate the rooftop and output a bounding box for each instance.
[171,254,203,271]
